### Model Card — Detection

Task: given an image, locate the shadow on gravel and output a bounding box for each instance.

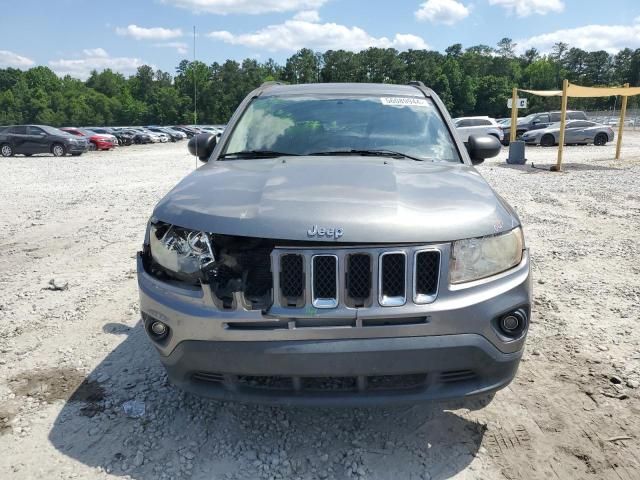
[49,322,486,480]
[496,162,622,173]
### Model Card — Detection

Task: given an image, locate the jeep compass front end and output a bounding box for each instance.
[137,82,531,406]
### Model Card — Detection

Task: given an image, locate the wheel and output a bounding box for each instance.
[89,143,97,151]
[540,134,555,147]
[1,143,14,157]
[52,143,66,157]
[594,133,608,146]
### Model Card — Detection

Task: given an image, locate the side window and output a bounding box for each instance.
[536,114,550,123]
[550,113,560,122]
[457,119,472,127]
[27,126,45,135]
[10,126,27,134]
[477,119,492,126]
[568,111,587,120]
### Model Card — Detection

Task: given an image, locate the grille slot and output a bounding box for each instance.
[439,370,477,383]
[280,254,304,306]
[379,252,407,306]
[312,255,338,308]
[346,254,372,307]
[192,372,225,384]
[414,250,440,303]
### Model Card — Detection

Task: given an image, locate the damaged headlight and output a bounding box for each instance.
[149,221,214,282]
[450,227,524,284]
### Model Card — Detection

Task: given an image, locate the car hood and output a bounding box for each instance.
[153,156,517,243]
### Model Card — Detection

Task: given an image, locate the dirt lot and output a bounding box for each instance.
[1,134,640,480]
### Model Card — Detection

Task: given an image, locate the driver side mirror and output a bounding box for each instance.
[466,134,501,165]
[187,133,217,162]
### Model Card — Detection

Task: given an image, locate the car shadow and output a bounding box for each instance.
[47,321,486,480]
[497,162,622,173]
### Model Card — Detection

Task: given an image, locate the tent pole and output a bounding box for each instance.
[615,83,629,160]
[510,87,518,143]
[552,79,569,172]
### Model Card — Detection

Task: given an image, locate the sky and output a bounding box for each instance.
[1,0,640,79]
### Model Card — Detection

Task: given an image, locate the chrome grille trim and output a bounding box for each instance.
[378,251,407,307]
[413,249,441,304]
[311,254,339,308]
[271,244,442,313]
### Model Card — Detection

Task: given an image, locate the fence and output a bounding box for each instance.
[585,109,640,130]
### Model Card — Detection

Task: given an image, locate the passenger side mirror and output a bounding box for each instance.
[466,134,501,165]
[187,133,217,162]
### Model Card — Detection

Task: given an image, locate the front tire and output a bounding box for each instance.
[52,143,66,157]
[1,143,14,157]
[594,133,608,146]
[540,134,555,147]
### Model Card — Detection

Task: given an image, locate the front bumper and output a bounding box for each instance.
[137,250,531,405]
[67,143,88,153]
[160,335,522,406]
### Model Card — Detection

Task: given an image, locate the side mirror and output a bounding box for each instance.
[187,133,217,162]
[466,134,501,165]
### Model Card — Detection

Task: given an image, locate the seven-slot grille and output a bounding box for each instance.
[276,247,440,309]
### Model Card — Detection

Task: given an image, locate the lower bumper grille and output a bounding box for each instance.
[193,372,438,393]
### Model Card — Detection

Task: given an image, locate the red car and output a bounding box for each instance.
[61,127,117,151]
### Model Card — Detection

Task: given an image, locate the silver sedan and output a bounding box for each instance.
[521,120,614,146]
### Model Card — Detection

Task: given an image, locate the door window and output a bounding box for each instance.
[10,126,27,134]
[27,126,45,135]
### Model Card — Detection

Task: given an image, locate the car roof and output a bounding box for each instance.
[260,82,426,98]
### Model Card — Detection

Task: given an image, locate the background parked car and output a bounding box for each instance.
[453,116,504,143]
[0,125,88,157]
[502,110,587,144]
[117,128,153,144]
[146,126,185,142]
[61,127,117,151]
[521,120,614,146]
[171,126,200,138]
[84,127,126,145]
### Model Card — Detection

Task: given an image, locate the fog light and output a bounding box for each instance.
[497,309,527,338]
[150,321,168,337]
[501,315,519,331]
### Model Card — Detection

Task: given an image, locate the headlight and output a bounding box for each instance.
[450,227,524,284]
[149,222,214,282]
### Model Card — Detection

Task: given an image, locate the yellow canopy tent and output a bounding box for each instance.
[510,81,640,171]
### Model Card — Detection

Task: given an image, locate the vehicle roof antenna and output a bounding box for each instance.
[193,25,198,169]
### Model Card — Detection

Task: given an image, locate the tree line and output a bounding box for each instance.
[1,38,639,127]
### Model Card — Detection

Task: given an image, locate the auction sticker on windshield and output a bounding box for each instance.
[381,97,429,107]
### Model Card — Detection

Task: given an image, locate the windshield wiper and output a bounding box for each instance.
[219,150,300,159]
[307,149,424,161]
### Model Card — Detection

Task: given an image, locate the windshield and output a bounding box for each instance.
[223,95,460,162]
[42,125,73,137]
[519,114,538,124]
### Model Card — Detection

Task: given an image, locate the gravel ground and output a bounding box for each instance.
[1,134,640,480]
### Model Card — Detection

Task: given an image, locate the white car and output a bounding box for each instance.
[453,116,504,143]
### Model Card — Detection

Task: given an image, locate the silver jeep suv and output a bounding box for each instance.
[137,82,531,406]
